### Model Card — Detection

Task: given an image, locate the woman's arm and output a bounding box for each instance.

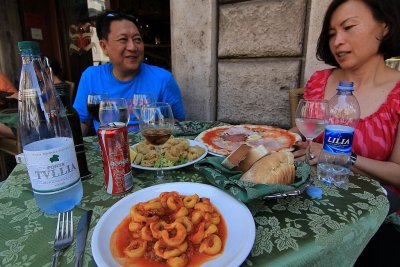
[353,121,400,188]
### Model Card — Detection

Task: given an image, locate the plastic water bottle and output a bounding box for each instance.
[317,81,360,187]
[18,41,83,214]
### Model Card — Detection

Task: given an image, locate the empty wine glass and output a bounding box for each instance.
[295,99,329,163]
[132,93,155,119]
[127,93,155,132]
[99,98,130,125]
[139,102,174,179]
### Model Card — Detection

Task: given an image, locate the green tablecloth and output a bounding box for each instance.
[0,121,389,267]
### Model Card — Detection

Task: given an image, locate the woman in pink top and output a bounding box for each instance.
[292,0,400,265]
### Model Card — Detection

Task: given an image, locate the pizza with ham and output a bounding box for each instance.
[196,125,301,156]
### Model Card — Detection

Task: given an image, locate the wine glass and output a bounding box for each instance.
[295,99,329,163]
[132,93,156,119]
[87,93,107,122]
[139,102,174,179]
[99,98,130,125]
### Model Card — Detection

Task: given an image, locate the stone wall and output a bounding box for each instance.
[218,0,306,128]
[171,0,330,129]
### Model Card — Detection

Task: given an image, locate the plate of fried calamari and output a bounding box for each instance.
[91,182,256,267]
[130,138,208,171]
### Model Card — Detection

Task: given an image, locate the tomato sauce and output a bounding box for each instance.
[110,211,227,267]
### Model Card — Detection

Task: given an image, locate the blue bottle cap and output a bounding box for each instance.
[337,81,354,91]
[306,186,323,199]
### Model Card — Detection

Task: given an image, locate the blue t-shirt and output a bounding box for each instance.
[73,63,185,131]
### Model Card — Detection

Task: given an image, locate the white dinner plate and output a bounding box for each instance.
[91,182,256,267]
[130,140,208,170]
[206,150,225,157]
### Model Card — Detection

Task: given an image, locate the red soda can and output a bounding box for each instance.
[98,122,133,194]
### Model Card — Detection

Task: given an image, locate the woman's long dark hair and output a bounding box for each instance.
[316,0,400,67]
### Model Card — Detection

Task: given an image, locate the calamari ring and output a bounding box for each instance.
[173,207,189,219]
[143,199,162,210]
[160,192,179,208]
[191,210,204,224]
[163,242,188,258]
[175,216,193,233]
[167,195,183,211]
[166,253,188,267]
[199,234,222,255]
[183,194,199,208]
[154,241,188,260]
[161,222,187,246]
[194,202,214,213]
[154,240,167,258]
[210,212,221,225]
[140,223,153,241]
[124,240,147,258]
[204,223,218,237]
[150,220,166,239]
[191,222,205,244]
[130,205,147,223]
[128,221,142,232]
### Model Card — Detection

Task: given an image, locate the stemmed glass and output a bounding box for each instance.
[87,93,107,123]
[295,99,329,163]
[99,98,130,125]
[132,93,155,120]
[139,102,174,180]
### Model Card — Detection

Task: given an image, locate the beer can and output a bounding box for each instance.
[98,122,133,194]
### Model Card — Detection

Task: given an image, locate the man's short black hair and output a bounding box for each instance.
[96,10,138,40]
[316,0,400,67]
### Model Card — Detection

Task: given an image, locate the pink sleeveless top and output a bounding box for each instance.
[304,69,400,161]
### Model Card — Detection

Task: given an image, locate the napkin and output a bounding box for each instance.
[194,157,310,203]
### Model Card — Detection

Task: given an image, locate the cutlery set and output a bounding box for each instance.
[51,210,92,267]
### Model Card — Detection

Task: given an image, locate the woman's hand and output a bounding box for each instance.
[292,141,323,165]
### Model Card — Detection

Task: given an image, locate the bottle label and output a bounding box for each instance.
[23,137,80,193]
[322,125,354,155]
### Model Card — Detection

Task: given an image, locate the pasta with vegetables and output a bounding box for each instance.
[131,138,205,168]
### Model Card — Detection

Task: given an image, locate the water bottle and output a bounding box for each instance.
[18,41,83,214]
[317,81,360,187]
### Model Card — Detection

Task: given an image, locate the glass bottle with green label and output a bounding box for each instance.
[18,41,82,214]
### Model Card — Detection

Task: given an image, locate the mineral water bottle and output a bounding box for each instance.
[317,81,360,187]
[18,41,83,214]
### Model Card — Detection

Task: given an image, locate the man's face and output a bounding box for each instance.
[100,19,144,80]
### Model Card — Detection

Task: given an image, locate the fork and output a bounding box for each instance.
[263,177,314,199]
[51,211,74,267]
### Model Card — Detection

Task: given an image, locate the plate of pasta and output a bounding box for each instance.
[130,139,208,171]
[91,182,256,267]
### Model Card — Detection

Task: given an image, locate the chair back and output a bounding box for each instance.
[289,88,304,128]
[65,81,76,105]
[0,108,20,179]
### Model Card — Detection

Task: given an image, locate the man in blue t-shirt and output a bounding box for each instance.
[73,11,185,135]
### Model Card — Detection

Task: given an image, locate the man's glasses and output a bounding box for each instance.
[105,12,137,21]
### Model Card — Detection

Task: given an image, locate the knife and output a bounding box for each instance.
[73,210,93,267]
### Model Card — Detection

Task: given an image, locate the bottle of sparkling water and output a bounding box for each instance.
[317,81,360,187]
[18,41,83,214]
